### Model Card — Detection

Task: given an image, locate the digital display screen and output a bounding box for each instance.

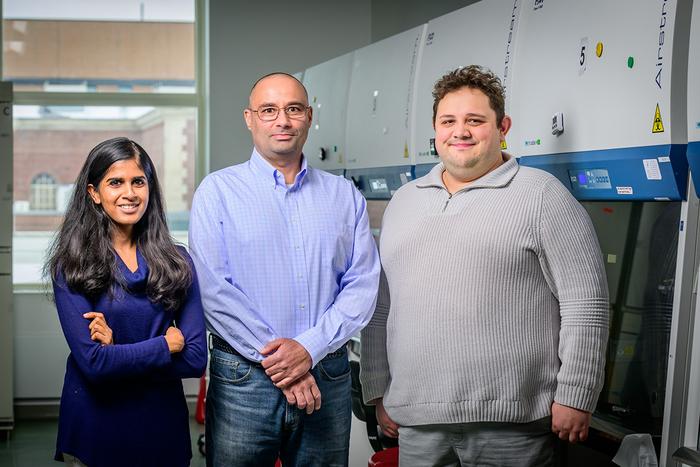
[369,178,388,192]
[568,168,612,190]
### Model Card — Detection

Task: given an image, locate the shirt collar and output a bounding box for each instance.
[249,148,309,189]
[416,152,519,192]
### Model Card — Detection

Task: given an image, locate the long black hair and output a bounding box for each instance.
[46,137,192,311]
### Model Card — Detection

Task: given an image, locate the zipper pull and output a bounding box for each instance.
[442,193,452,212]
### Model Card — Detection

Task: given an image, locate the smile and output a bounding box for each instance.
[118,204,140,212]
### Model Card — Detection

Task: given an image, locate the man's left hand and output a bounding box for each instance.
[261,338,312,388]
[551,402,592,443]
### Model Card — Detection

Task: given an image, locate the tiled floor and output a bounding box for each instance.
[0,418,206,467]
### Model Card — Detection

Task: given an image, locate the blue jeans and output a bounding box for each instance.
[205,345,351,467]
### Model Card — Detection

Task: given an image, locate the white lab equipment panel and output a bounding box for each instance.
[303,52,353,172]
[345,24,427,169]
[676,2,700,460]
[0,82,13,431]
[412,0,522,165]
[689,2,700,146]
[510,0,685,157]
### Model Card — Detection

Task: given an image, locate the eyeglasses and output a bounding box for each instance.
[249,104,310,121]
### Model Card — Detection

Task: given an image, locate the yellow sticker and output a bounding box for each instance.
[500,140,508,150]
[652,103,665,133]
[403,142,409,158]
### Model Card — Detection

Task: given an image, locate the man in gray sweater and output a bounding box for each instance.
[360,65,609,466]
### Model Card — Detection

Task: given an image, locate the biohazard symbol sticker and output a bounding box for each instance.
[652,103,665,133]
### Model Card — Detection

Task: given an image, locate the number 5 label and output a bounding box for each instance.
[579,37,589,75]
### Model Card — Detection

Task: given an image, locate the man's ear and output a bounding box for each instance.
[500,115,512,138]
[243,108,253,131]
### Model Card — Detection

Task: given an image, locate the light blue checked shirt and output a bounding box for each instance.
[189,149,380,366]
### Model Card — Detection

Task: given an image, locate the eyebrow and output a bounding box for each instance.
[437,112,487,119]
[105,176,146,182]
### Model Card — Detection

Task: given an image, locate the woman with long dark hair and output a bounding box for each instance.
[46,137,207,467]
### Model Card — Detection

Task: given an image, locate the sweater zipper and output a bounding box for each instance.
[442,193,452,212]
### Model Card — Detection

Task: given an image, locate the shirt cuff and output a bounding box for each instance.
[293,330,325,368]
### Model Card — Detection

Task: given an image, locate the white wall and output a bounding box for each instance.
[208,0,372,172]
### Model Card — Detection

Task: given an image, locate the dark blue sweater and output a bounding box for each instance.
[52,248,207,467]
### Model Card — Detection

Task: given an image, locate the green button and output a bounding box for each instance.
[627,56,634,68]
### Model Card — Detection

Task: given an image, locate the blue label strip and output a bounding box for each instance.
[517,144,688,201]
[687,141,700,198]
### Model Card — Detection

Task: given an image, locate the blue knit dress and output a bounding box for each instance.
[52,248,207,467]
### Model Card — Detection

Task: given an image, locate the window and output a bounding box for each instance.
[3,0,205,285]
[29,173,57,211]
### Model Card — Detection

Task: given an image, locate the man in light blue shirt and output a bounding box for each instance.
[189,72,380,467]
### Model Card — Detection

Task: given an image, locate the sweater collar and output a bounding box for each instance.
[116,247,148,289]
[416,152,519,192]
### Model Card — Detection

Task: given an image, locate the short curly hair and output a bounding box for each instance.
[432,65,505,126]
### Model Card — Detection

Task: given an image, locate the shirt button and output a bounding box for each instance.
[300,304,305,309]
[295,245,300,250]
[297,274,303,279]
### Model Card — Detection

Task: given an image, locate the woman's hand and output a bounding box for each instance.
[83,312,113,346]
[165,326,185,354]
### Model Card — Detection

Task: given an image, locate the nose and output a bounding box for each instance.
[124,183,137,198]
[274,110,292,127]
[453,122,471,138]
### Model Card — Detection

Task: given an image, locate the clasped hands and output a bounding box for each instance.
[261,338,321,415]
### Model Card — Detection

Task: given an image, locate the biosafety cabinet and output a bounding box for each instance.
[345,24,425,170]
[344,24,426,201]
[302,53,353,174]
[411,0,522,172]
[511,0,688,200]
[0,82,13,433]
[510,1,694,465]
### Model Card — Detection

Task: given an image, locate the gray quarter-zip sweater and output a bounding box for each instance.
[360,156,609,426]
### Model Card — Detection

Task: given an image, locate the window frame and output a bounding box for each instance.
[1,0,209,289]
[29,172,57,211]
